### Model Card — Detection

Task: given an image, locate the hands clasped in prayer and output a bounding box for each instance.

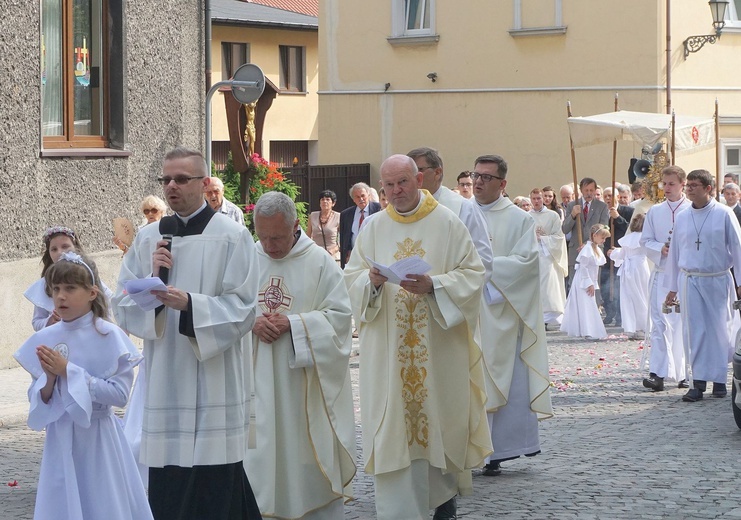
[253,313,290,343]
[36,344,67,378]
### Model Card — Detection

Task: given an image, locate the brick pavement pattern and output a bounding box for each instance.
[2,329,740,519]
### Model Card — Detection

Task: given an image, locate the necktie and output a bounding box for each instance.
[359,209,365,229]
[583,202,589,221]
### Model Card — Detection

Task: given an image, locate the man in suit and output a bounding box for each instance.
[601,185,635,326]
[724,182,740,210]
[562,177,610,291]
[339,182,381,268]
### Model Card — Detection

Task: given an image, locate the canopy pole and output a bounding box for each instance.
[610,93,619,300]
[567,101,583,246]
[716,98,721,201]
[666,0,672,115]
[671,110,676,165]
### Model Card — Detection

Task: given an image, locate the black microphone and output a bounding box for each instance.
[158,216,179,285]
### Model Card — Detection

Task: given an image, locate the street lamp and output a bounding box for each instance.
[683,0,729,58]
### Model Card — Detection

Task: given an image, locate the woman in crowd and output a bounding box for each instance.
[542,185,564,220]
[306,189,341,263]
[114,195,167,254]
[139,195,167,227]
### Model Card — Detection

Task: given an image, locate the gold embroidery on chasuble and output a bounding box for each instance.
[258,276,293,314]
[393,238,430,448]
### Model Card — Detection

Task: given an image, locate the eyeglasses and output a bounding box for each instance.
[418,166,435,173]
[458,183,473,188]
[156,176,205,186]
[685,183,706,190]
[472,172,504,183]
[142,208,160,215]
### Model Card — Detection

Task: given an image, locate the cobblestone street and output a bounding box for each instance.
[2,329,741,519]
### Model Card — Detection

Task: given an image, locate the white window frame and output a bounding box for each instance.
[724,0,741,31]
[722,138,741,177]
[389,0,438,44]
[510,0,567,36]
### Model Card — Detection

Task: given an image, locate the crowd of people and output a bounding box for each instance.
[13,144,741,520]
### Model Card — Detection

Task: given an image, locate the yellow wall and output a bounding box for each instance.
[318,0,741,198]
[211,24,319,159]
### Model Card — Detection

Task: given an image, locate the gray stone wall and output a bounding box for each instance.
[0,1,205,364]
[0,1,205,262]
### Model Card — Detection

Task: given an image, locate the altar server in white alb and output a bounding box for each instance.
[665,169,741,402]
[246,192,356,519]
[472,155,553,477]
[529,188,568,328]
[113,146,262,519]
[608,213,651,340]
[344,155,491,520]
[14,253,152,520]
[639,166,691,392]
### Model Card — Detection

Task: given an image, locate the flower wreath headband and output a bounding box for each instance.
[58,251,96,286]
[43,225,76,244]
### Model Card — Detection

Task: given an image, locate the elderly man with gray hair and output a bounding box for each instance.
[339,182,381,268]
[204,176,246,225]
[246,191,356,519]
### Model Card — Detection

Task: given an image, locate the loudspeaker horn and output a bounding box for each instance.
[633,159,651,179]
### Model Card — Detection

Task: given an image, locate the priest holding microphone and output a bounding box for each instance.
[114,146,262,519]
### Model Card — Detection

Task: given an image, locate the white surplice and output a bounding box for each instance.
[246,230,356,520]
[611,232,650,334]
[344,191,491,518]
[666,199,741,383]
[530,207,568,324]
[113,213,259,468]
[434,186,493,281]
[641,198,691,380]
[13,312,152,520]
[561,242,607,339]
[478,196,553,463]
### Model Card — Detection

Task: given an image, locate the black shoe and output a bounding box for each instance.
[682,388,704,402]
[678,379,690,389]
[643,374,664,391]
[602,317,614,326]
[433,497,457,520]
[712,383,728,398]
[482,461,502,476]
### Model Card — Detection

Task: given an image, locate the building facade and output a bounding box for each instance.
[0,1,205,364]
[211,0,319,167]
[318,0,741,197]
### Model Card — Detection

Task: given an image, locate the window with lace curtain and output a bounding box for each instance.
[42,0,107,148]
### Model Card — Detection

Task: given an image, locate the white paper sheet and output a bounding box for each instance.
[366,255,432,286]
[123,277,168,311]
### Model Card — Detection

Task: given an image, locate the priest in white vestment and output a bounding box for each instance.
[529,189,568,327]
[344,155,491,520]
[639,166,691,392]
[472,155,553,477]
[246,192,356,520]
[665,169,741,402]
[113,147,262,519]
